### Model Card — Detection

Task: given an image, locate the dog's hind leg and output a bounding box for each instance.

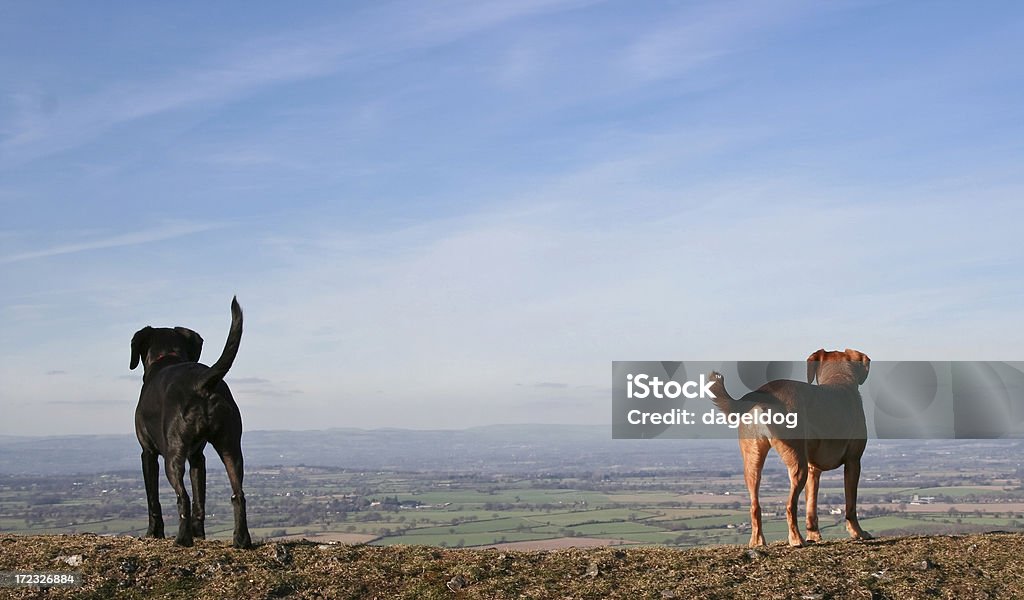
[843,459,872,540]
[805,465,822,542]
[141,450,164,538]
[188,450,207,540]
[214,442,252,549]
[743,438,770,547]
[163,452,193,547]
[775,444,808,547]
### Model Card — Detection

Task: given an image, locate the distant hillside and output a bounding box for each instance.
[4,426,1019,477]
[0,426,739,475]
[2,532,1022,599]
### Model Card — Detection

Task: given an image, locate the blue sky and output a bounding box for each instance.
[1,1,1022,435]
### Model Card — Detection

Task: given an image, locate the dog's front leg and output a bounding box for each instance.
[188,451,207,540]
[164,453,193,547]
[743,439,770,547]
[784,459,808,547]
[141,450,164,538]
[805,465,823,542]
[142,450,165,538]
[843,459,872,540]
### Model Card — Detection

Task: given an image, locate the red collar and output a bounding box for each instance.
[151,352,181,364]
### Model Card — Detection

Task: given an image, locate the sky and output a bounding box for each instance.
[1,1,1022,435]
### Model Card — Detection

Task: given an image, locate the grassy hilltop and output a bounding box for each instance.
[2,533,1023,599]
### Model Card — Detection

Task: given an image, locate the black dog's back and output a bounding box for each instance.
[134,297,244,454]
[135,363,243,455]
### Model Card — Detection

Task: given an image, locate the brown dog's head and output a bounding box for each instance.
[130,326,204,375]
[806,348,870,386]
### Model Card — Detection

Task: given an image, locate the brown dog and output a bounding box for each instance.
[708,349,872,547]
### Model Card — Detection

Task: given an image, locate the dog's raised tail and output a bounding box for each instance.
[707,372,748,415]
[197,296,243,394]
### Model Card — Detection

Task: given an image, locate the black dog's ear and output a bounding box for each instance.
[806,348,827,383]
[174,327,204,362]
[131,327,153,370]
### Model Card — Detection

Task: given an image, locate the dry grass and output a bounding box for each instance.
[274,533,378,545]
[2,532,1023,599]
[484,537,635,551]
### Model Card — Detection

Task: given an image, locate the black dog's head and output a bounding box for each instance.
[130,326,204,375]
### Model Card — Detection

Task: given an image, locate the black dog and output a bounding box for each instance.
[131,297,252,548]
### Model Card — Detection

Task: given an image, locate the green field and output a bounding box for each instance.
[892,486,1011,498]
[4,467,1024,550]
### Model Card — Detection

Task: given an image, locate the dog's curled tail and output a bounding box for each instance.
[197,296,243,394]
[707,372,749,415]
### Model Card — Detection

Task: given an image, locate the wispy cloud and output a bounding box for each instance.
[0,38,346,166]
[0,221,224,265]
[230,376,304,401]
[620,0,821,82]
[45,399,122,406]
[0,0,593,167]
[232,377,274,385]
[519,382,570,389]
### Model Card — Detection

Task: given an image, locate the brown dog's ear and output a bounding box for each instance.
[806,348,827,383]
[130,327,152,370]
[845,348,870,384]
[174,327,204,362]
